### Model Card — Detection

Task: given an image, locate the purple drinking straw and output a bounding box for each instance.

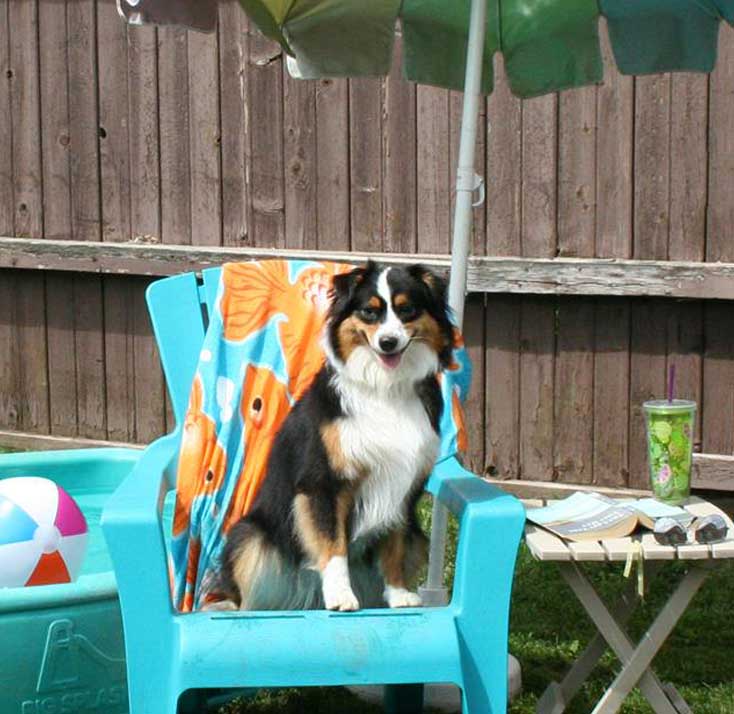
[668,364,676,404]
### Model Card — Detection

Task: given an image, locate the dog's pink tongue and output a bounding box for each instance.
[380,353,401,369]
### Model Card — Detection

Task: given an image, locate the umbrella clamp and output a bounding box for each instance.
[456,168,485,208]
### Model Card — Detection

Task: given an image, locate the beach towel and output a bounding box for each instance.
[171,260,471,611]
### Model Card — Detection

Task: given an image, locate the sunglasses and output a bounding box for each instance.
[653,514,729,546]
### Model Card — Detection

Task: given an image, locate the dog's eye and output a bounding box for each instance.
[396,304,418,321]
[358,307,379,323]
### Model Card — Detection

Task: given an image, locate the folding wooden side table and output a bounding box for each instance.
[525,497,734,714]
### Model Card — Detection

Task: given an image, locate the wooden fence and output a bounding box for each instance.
[2,0,734,492]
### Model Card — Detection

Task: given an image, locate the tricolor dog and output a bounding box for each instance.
[219,261,454,611]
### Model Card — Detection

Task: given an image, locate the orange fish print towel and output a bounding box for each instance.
[171,260,471,611]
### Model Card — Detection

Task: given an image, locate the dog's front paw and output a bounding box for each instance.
[323,582,360,611]
[385,586,422,608]
[322,556,360,611]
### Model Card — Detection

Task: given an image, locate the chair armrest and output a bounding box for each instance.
[429,456,525,613]
[101,433,180,618]
[428,456,524,521]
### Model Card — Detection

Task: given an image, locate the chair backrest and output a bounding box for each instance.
[145,267,223,428]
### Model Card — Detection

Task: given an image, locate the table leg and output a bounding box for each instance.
[536,565,656,714]
[590,566,707,714]
[560,562,706,714]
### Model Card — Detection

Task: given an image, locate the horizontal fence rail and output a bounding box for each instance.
[3,237,734,300]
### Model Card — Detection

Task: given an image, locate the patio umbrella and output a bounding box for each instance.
[117,0,734,604]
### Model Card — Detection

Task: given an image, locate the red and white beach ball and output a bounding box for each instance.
[0,477,88,587]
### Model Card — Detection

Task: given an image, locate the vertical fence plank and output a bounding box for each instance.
[128,25,166,443]
[417,85,450,254]
[9,0,43,240]
[596,20,633,257]
[98,1,131,245]
[521,93,557,258]
[316,78,350,251]
[594,23,633,486]
[705,31,734,456]
[486,295,521,480]
[554,85,596,485]
[188,28,221,246]
[634,74,671,260]
[558,87,596,257]
[519,93,557,482]
[39,0,71,242]
[98,0,136,443]
[9,0,49,435]
[519,296,556,482]
[383,38,416,254]
[39,0,77,438]
[669,74,707,263]
[68,0,105,440]
[485,62,521,478]
[248,27,285,247]
[0,273,20,430]
[593,298,630,487]
[158,27,191,245]
[485,58,521,257]
[102,276,136,442]
[554,299,595,484]
[349,78,383,253]
[283,70,316,249]
[218,3,249,248]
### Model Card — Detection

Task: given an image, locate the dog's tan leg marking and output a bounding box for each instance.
[380,530,423,608]
[293,491,359,611]
[230,533,274,610]
[320,422,350,474]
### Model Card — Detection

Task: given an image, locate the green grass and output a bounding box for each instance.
[221,498,734,714]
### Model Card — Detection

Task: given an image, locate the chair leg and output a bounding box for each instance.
[457,633,507,714]
[126,669,180,714]
[384,684,424,714]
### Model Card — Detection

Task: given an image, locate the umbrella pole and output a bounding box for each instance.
[421,0,488,606]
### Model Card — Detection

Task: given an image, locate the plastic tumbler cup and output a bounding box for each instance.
[643,399,696,505]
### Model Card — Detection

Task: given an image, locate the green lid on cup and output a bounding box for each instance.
[642,399,696,414]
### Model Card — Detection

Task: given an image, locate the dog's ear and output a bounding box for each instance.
[407,264,448,309]
[408,264,454,367]
[329,261,375,312]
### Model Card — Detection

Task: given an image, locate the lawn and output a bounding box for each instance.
[224,497,734,714]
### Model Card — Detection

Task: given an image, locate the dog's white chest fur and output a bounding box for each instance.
[335,385,440,541]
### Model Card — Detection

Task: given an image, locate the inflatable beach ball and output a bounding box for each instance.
[0,477,88,587]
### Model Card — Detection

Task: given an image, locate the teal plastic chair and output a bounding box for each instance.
[101,265,525,714]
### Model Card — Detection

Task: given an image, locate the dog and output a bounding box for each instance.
[218,261,454,612]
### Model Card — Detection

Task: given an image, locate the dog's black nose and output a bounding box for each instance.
[379,336,399,353]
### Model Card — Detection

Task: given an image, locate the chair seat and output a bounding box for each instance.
[176,606,462,690]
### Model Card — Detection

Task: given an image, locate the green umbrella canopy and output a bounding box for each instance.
[236,0,734,98]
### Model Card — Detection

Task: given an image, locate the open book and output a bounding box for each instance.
[525,492,691,542]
